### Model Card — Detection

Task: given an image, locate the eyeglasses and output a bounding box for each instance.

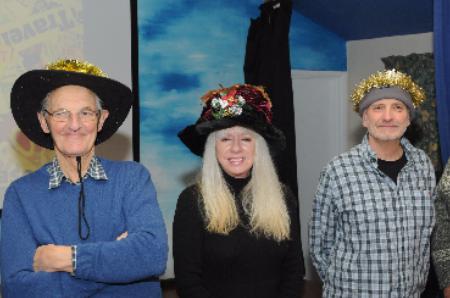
[44,108,100,123]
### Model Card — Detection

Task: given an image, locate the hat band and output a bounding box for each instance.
[359,87,414,115]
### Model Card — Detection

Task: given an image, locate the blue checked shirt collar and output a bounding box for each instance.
[360,133,417,166]
[47,156,108,189]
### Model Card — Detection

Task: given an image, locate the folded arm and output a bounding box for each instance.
[73,165,168,283]
[1,186,79,297]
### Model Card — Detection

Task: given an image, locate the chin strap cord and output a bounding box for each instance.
[76,156,90,240]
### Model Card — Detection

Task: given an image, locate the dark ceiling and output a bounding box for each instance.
[292,0,433,41]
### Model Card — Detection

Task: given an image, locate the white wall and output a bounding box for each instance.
[83,0,133,160]
[346,32,433,147]
[292,70,348,280]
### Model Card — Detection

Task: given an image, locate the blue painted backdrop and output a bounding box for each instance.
[137,0,345,276]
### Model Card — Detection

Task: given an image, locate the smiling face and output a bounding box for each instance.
[362,98,410,143]
[215,126,255,179]
[37,85,109,160]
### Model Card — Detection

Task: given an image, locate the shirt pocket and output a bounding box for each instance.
[403,189,434,229]
[342,192,392,224]
[340,192,394,244]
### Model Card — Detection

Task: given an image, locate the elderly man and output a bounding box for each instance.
[1,59,167,297]
[309,69,435,297]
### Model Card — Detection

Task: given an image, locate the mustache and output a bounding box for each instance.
[376,120,404,126]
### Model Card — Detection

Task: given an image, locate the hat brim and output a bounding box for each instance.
[10,69,133,149]
[178,115,286,156]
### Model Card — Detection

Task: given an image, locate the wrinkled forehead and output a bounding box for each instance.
[45,85,98,108]
[368,98,408,107]
[47,84,96,99]
[363,97,412,119]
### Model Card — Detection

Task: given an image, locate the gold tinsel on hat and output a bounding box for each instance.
[350,69,426,112]
[46,59,107,77]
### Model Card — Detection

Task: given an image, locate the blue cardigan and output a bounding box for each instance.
[1,158,168,297]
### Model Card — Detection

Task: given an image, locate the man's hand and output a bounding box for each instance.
[116,231,128,241]
[444,286,450,298]
[33,244,72,273]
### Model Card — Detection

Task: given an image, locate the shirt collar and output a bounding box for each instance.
[361,133,415,164]
[47,156,108,189]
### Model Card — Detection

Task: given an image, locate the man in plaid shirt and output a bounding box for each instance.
[309,69,435,297]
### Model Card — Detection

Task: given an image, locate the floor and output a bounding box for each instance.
[161,279,322,298]
[162,278,442,298]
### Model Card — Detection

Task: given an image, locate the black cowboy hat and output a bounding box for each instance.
[178,84,285,156]
[10,59,133,149]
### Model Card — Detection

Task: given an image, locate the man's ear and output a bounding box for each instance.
[406,111,411,128]
[37,112,50,133]
[97,110,109,132]
[361,110,368,129]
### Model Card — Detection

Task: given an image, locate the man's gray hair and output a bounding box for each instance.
[40,89,103,113]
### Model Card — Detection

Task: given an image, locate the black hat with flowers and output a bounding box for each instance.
[10,58,133,149]
[178,83,286,156]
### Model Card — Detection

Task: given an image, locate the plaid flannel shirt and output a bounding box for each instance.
[47,156,108,189]
[309,135,435,297]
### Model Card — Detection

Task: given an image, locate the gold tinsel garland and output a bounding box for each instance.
[45,59,107,78]
[350,69,425,112]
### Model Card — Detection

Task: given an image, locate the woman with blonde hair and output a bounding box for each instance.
[174,84,304,298]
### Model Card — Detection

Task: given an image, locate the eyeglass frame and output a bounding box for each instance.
[43,108,102,123]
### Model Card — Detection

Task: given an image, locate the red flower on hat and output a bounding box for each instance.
[200,84,273,123]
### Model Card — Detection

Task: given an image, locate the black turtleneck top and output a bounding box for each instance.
[173,175,304,298]
[378,152,407,184]
[222,171,251,194]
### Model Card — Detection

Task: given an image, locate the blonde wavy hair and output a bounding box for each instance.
[199,127,290,242]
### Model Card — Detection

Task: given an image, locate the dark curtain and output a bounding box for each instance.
[435,0,450,167]
[244,0,303,277]
[244,0,298,198]
[382,53,442,177]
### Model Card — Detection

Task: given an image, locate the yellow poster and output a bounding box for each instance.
[0,0,83,207]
